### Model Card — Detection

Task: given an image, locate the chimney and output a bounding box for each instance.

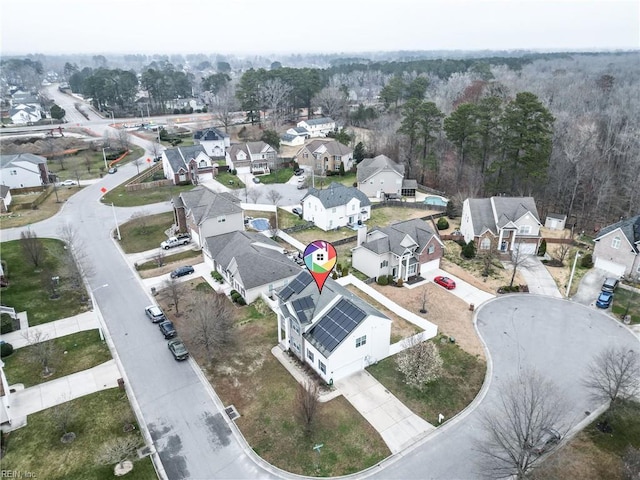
[357,224,368,247]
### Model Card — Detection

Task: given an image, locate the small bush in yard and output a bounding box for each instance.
[580,253,594,268]
[377,276,389,286]
[1,342,14,358]
[211,271,223,283]
[1,314,15,334]
[537,239,547,256]
[436,217,449,230]
[462,241,476,259]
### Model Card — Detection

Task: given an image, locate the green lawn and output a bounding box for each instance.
[0,239,90,325]
[118,212,175,254]
[1,389,157,480]
[3,330,111,387]
[276,209,308,229]
[102,182,194,207]
[367,336,486,425]
[136,249,202,271]
[214,171,245,189]
[587,400,640,455]
[258,168,295,184]
[612,288,640,324]
[48,147,145,182]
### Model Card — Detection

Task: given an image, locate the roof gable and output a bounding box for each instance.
[178,186,242,224]
[595,215,640,253]
[303,182,371,209]
[356,155,404,183]
[361,218,439,256]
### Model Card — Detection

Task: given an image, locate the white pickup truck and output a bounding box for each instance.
[161,235,190,250]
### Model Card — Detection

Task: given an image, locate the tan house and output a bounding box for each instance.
[356,155,414,198]
[295,139,354,173]
[593,215,640,279]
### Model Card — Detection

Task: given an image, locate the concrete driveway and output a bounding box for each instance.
[511,254,562,298]
[429,268,495,307]
[573,267,610,306]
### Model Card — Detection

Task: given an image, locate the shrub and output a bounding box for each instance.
[462,240,476,259]
[436,217,449,230]
[230,289,239,297]
[445,199,458,219]
[537,239,547,256]
[377,276,389,286]
[236,297,246,306]
[331,271,338,279]
[580,253,594,268]
[0,342,14,358]
[211,271,223,283]
[396,278,404,287]
[1,314,15,334]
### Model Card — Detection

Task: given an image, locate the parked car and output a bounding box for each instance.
[252,177,261,184]
[434,275,456,290]
[596,291,614,308]
[108,166,118,174]
[601,277,619,293]
[159,320,177,339]
[144,305,166,323]
[168,338,189,361]
[294,168,304,176]
[170,265,195,279]
[161,236,190,250]
[529,427,562,455]
[60,179,77,186]
[297,182,308,190]
[292,207,302,216]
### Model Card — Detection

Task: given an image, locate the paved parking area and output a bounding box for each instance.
[423,268,495,307]
[516,254,563,298]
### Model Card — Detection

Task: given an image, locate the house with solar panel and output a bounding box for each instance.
[276,271,391,383]
[193,126,230,158]
[302,182,371,231]
[203,230,301,303]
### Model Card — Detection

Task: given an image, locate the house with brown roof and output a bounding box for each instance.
[295,139,354,173]
[225,141,277,175]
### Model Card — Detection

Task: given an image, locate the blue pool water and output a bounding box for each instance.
[250,218,270,231]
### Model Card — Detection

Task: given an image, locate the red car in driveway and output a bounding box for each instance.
[434,275,456,290]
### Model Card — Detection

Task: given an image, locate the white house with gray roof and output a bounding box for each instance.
[352,218,444,281]
[276,271,391,383]
[204,230,301,303]
[0,153,50,189]
[172,186,244,248]
[193,127,230,158]
[296,117,336,138]
[356,154,414,198]
[460,196,542,255]
[302,182,371,231]
[162,145,215,185]
[593,214,640,279]
[225,141,277,175]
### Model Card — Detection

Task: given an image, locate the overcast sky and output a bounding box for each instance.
[1,0,638,56]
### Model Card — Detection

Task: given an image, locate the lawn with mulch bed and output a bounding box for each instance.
[1,389,156,480]
[3,330,111,387]
[102,182,195,207]
[118,212,175,254]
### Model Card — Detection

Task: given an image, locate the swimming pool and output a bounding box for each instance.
[249,218,271,231]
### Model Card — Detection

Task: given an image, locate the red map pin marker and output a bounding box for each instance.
[303,240,337,294]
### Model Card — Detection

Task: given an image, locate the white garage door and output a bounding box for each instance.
[420,259,441,274]
[516,243,537,255]
[594,258,626,277]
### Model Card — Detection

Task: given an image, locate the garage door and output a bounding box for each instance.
[420,259,440,274]
[516,243,537,255]
[594,258,626,277]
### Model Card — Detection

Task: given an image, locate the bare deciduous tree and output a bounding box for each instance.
[313,86,349,124]
[24,330,59,377]
[259,78,293,129]
[20,230,44,268]
[163,277,185,316]
[419,286,428,314]
[266,189,282,206]
[152,248,166,268]
[475,369,569,480]
[509,242,530,288]
[96,436,140,471]
[184,292,234,360]
[295,380,320,435]
[622,445,640,480]
[208,84,238,133]
[583,345,640,405]
[396,337,443,390]
[116,129,132,152]
[247,188,262,204]
[52,398,76,442]
[58,223,95,287]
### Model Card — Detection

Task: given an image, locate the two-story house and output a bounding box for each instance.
[296,117,336,138]
[276,271,391,383]
[193,127,230,158]
[204,230,301,303]
[225,141,277,175]
[295,139,354,174]
[0,153,50,189]
[593,215,640,279]
[460,196,542,255]
[352,218,445,281]
[162,145,216,185]
[172,186,244,247]
[356,155,414,198]
[302,182,371,231]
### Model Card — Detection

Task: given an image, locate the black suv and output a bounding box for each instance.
[601,277,619,293]
[159,320,177,339]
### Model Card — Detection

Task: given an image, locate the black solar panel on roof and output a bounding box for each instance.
[279,274,313,300]
[307,298,367,354]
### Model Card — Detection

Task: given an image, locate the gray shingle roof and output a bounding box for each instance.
[178,186,241,224]
[402,179,417,189]
[468,198,496,236]
[303,182,371,209]
[356,155,404,183]
[360,218,439,256]
[0,185,10,197]
[595,214,640,253]
[193,127,229,141]
[0,153,47,168]
[164,145,207,174]
[467,196,540,236]
[281,133,297,142]
[205,231,300,289]
[306,139,352,156]
[276,271,388,357]
[303,117,334,126]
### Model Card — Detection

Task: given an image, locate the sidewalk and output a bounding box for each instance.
[8,360,121,419]
[513,254,563,298]
[2,311,99,349]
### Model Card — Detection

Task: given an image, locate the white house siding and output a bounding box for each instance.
[460,200,475,244]
[1,163,43,189]
[358,170,403,197]
[197,213,244,245]
[352,248,392,279]
[303,196,330,230]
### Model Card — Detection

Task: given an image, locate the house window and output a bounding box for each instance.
[293,341,300,353]
[408,264,417,275]
[291,322,300,334]
[518,225,532,235]
[352,204,356,211]
[612,236,621,249]
[307,350,314,362]
[480,238,491,250]
[318,360,326,374]
[380,260,388,268]
[355,335,367,348]
[217,215,226,223]
[428,244,435,254]
[303,153,309,159]
[199,160,207,167]
[10,170,17,175]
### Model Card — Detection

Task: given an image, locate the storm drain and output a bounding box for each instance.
[225,405,240,421]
